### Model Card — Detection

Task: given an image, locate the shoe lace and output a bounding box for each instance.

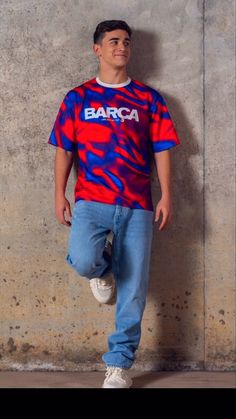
[98,277,113,287]
[100,279,109,286]
[105,367,127,381]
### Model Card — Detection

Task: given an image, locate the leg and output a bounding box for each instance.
[66,200,112,279]
[102,207,154,368]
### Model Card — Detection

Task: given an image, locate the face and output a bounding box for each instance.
[93,29,131,69]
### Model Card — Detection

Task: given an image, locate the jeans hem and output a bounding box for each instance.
[105,363,132,370]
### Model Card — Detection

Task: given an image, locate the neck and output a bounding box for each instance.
[97,67,129,84]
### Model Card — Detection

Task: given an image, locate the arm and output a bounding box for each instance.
[54,147,74,227]
[154,149,174,230]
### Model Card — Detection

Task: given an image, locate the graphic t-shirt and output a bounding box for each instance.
[48,76,181,210]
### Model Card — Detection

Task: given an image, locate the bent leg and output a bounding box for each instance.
[66,201,112,279]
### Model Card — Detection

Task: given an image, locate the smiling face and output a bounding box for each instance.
[93,29,131,70]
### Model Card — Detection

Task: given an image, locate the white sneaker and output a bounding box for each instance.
[102,367,133,388]
[90,274,115,304]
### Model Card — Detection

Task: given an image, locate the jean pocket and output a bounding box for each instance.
[75,199,84,206]
[72,200,84,219]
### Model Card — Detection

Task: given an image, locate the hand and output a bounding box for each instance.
[154,196,173,230]
[55,195,72,227]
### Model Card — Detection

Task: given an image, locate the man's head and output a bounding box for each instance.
[93,20,132,70]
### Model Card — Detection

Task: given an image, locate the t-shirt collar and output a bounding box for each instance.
[96,76,131,88]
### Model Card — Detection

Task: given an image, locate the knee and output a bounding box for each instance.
[66,253,94,277]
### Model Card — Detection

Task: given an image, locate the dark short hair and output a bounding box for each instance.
[93,20,132,44]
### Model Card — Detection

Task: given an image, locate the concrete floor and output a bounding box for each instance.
[0,371,235,388]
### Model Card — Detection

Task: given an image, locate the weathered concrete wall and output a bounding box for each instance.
[0,0,235,371]
[204,0,235,370]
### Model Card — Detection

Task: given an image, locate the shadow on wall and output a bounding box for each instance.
[148,101,203,368]
[130,30,203,367]
[128,29,161,80]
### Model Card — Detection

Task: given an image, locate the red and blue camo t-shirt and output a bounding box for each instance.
[48,76,180,211]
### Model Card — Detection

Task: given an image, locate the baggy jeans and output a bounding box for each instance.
[66,200,154,369]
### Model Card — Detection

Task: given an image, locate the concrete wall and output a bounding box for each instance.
[0,0,235,371]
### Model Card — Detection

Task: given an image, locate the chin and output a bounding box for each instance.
[114,65,127,70]
[112,61,128,67]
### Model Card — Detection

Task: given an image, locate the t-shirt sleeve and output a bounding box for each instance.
[48,91,76,152]
[149,91,181,153]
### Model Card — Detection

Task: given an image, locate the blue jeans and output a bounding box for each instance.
[66,200,154,369]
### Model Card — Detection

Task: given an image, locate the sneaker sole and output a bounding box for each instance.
[102,379,133,388]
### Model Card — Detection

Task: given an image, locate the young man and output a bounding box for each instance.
[48,20,180,388]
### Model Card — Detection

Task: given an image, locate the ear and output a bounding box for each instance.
[93,44,100,58]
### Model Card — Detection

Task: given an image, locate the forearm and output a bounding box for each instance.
[54,148,73,197]
[154,150,172,197]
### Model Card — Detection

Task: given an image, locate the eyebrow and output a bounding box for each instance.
[108,37,130,42]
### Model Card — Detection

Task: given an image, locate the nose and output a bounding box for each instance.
[118,43,127,52]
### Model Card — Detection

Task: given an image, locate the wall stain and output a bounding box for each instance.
[21,343,35,352]
[12,296,20,306]
[7,337,17,353]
